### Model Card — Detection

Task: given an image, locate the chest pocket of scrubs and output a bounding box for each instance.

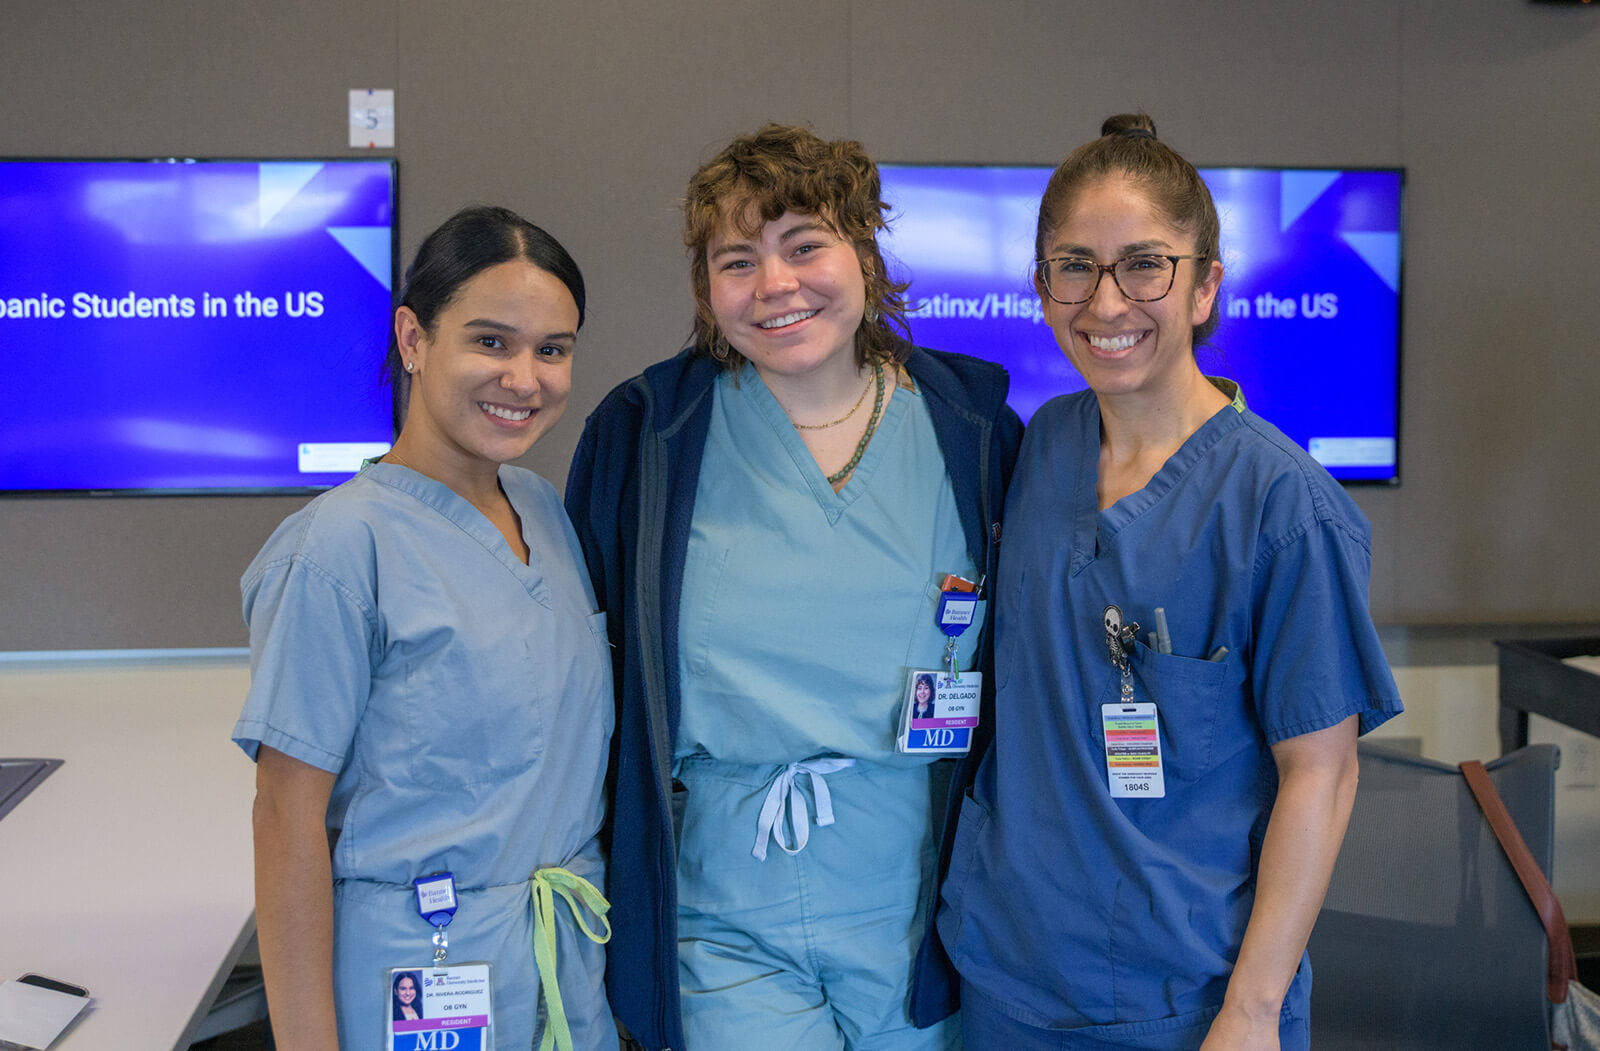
[1092,645,1228,784]
[402,607,546,788]
[681,545,728,678]
[587,610,612,660]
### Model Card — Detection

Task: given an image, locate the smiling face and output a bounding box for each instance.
[396,259,579,479]
[1037,175,1221,403]
[706,209,868,386]
[395,977,417,1005]
[915,678,932,704]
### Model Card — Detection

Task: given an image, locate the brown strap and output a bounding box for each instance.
[1460,759,1577,1003]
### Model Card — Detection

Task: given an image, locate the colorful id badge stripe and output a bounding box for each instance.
[1101,702,1166,798]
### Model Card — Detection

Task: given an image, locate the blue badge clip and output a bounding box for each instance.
[937,591,980,683]
[936,591,978,638]
[413,871,458,928]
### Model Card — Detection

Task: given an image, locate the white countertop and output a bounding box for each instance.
[0,657,257,1050]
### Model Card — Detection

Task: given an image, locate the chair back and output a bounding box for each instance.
[1308,742,1558,1050]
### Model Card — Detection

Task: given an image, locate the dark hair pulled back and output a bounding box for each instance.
[1035,114,1223,344]
[385,205,585,429]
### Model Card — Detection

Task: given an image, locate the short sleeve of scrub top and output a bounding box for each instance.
[1247,507,1398,741]
[235,530,377,774]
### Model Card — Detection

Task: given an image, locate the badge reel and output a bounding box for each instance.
[898,575,982,755]
[935,583,979,685]
[1100,604,1166,799]
[417,872,457,966]
[385,872,495,1051]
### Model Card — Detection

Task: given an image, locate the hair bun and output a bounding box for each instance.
[1101,113,1158,140]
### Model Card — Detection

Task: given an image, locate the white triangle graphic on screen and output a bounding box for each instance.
[1340,232,1401,293]
[327,227,393,291]
[258,163,324,227]
[1279,170,1341,231]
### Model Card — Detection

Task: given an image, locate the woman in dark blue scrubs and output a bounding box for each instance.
[934,115,1403,1050]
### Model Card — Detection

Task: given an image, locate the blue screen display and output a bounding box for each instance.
[0,159,396,494]
[879,166,1403,483]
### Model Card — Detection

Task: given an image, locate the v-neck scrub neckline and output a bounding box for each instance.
[733,363,911,519]
[1077,400,1245,566]
[365,461,550,599]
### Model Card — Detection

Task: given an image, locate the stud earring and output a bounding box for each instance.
[405,360,415,373]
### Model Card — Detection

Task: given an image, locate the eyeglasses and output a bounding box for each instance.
[1035,253,1206,305]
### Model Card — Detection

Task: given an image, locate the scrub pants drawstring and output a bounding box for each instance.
[529,866,612,1051]
[752,757,856,861]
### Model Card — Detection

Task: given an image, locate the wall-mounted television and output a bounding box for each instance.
[0,158,397,495]
[879,165,1403,484]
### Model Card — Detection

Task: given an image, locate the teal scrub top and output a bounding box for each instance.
[676,365,980,766]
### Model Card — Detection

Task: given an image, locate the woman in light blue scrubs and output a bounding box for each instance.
[936,115,1404,1050]
[235,206,618,1051]
[566,125,1022,1050]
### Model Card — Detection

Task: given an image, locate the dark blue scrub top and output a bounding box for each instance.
[938,387,1401,1040]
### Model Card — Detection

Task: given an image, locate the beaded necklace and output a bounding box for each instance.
[825,361,885,486]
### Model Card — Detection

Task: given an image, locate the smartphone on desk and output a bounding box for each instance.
[0,973,90,1050]
[15,978,86,1001]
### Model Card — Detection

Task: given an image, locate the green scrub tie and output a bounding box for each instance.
[529,866,612,1051]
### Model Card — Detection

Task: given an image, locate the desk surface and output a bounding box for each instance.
[0,658,256,1050]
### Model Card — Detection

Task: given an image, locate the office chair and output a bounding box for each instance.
[1308,742,1559,1050]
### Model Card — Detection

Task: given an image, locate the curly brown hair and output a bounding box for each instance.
[683,123,910,370]
[1035,114,1223,345]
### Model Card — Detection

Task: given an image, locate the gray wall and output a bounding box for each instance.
[3,1,1599,651]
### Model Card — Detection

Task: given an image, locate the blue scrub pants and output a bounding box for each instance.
[959,980,1309,1051]
[675,755,958,1051]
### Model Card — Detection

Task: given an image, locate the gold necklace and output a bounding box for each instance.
[386,448,415,471]
[793,368,874,430]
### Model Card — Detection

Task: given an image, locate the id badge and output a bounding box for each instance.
[385,963,493,1050]
[1101,701,1166,798]
[897,668,981,754]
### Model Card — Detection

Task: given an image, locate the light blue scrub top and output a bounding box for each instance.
[938,385,1402,1042]
[677,364,980,766]
[232,462,616,1050]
